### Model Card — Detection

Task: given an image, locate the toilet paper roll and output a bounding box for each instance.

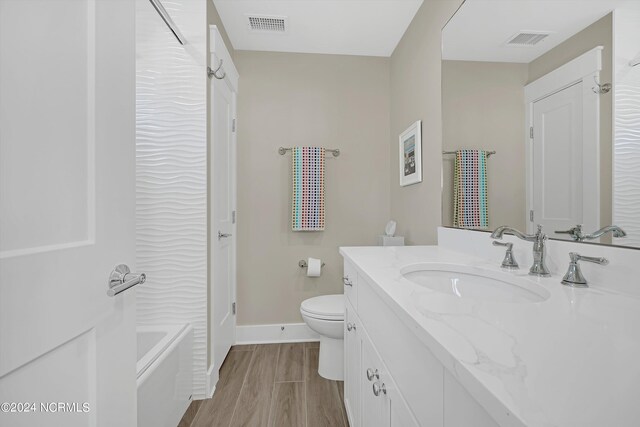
[307,257,322,277]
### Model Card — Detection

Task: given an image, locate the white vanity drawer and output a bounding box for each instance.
[357,275,444,427]
[343,260,358,308]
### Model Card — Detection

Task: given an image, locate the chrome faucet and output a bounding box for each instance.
[491,225,550,277]
[555,224,627,242]
[561,252,609,287]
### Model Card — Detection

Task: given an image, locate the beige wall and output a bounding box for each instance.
[441,61,529,231]
[529,13,613,233]
[235,51,391,325]
[389,0,465,245]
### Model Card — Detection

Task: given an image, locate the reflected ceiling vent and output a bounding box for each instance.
[506,32,550,46]
[247,15,288,33]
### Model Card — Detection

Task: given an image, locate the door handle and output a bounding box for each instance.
[218,231,232,240]
[107,264,146,297]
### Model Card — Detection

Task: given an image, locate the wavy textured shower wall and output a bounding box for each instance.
[136,0,208,398]
[613,9,640,248]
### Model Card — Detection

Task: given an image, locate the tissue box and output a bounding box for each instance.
[377,235,405,246]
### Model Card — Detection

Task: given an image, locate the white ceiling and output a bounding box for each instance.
[443,0,640,63]
[212,0,423,57]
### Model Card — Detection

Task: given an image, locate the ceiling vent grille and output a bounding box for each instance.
[506,32,550,46]
[247,15,287,33]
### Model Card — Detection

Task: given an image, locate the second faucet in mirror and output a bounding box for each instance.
[555,224,627,242]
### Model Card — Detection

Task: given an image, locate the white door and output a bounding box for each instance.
[532,82,584,239]
[210,68,237,373]
[0,1,137,426]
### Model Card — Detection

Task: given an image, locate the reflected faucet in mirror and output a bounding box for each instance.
[491,225,550,277]
[555,224,627,242]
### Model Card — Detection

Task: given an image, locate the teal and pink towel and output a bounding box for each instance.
[453,149,489,229]
[291,147,325,231]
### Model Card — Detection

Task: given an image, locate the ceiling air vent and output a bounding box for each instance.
[506,32,550,46]
[247,15,287,33]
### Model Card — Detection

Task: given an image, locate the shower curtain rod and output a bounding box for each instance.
[149,0,186,45]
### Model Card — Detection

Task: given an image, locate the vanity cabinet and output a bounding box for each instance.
[343,259,499,427]
[344,301,361,427]
[343,261,358,307]
[345,298,418,427]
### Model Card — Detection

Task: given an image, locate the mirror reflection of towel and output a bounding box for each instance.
[291,147,325,231]
[453,149,489,229]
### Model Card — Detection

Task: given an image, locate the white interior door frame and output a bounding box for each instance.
[207,25,238,397]
[524,46,603,234]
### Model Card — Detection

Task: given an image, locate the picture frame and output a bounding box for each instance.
[398,120,422,186]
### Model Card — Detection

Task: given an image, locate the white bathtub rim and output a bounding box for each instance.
[136,324,191,383]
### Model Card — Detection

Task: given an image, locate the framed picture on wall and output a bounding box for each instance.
[399,120,422,186]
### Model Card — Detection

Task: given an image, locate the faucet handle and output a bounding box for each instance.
[535,224,547,238]
[492,241,519,269]
[568,252,608,265]
[492,241,513,250]
[562,252,609,287]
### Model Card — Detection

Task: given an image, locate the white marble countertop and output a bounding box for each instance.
[339,245,640,427]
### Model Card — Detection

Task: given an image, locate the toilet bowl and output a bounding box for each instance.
[300,294,344,381]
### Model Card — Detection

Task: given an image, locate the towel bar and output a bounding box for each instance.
[443,150,495,157]
[279,147,340,157]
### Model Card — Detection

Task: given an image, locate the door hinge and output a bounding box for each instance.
[530,210,534,222]
[232,118,236,132]
[232,210,236,224]
[530,127,534,139]
[232,302,236,315]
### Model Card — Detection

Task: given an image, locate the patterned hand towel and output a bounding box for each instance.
[291,147,325,231]
[453,149,489,229]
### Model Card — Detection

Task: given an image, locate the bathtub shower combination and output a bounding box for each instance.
[137,325,193,427]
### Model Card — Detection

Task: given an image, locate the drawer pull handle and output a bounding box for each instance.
[366,368,379,381]
[346,322,356,332]
[343,276,353,287]
[372,382,386,396]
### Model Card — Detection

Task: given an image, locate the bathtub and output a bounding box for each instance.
[137,324,193,427]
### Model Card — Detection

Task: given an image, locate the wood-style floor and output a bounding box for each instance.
[181,342,348,427]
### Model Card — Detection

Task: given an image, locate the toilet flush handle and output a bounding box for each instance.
[343,276,353,287]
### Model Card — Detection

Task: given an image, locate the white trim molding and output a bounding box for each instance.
[206,364,218,399]
[236,323,320,345]
[524,46,603,235]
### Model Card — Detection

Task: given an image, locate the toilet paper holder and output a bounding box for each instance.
[298,260,325,268]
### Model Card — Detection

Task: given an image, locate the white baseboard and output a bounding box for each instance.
[236,323,320,345]
[206,364,218,399]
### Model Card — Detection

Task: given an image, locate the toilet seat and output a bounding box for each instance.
[300,294,344,321]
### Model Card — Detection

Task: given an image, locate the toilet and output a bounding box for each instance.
[300,294,345,380]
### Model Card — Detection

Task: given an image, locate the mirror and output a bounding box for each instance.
[441,0,640,248]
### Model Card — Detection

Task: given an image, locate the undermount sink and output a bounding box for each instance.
[401,264,550,304]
